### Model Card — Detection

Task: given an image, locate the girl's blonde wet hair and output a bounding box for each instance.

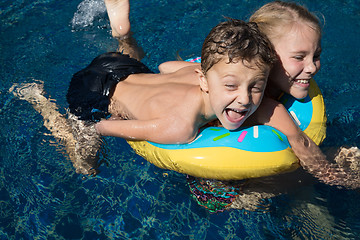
[249,1,322,42]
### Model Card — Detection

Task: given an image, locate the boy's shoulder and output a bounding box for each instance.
[158,61,200,74]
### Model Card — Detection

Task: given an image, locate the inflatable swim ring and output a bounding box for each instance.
[279,79,326,146]
[127,58,326,180]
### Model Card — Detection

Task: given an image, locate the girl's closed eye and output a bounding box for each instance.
[293,55,305,61]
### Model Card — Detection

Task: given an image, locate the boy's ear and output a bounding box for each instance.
[195,68,209,93]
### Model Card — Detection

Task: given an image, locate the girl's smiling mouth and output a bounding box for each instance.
[293,78,310,88]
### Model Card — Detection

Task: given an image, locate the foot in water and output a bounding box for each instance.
[10,81,45,104]
[10,82,102,176]
[104,0,144,60]
[104,0,130,38]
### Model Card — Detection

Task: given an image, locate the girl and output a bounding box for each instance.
[250,1,322,101]
[174,1,359,211]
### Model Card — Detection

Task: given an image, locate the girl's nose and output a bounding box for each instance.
[305,59,319,75]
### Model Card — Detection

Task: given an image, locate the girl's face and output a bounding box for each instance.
[269,23,321,99]
[200,58,269,130]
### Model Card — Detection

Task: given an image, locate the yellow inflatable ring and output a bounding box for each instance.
[281,79,327,145]
[127,63,326,180]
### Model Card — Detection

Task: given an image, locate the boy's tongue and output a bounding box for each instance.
[226,109,245,122]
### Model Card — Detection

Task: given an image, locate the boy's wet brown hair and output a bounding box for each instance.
[201,18,277,74]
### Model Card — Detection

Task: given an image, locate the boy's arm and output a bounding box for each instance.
[256,98,359,189]
[95,117,197,144]
[158,61,200,74]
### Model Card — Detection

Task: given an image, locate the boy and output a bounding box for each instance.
[68,19,276,144]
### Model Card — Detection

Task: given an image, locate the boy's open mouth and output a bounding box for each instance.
[225,108,248,123]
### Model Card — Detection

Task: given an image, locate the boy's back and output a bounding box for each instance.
[108,65,207,142]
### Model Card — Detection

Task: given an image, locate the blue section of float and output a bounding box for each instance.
[280,94,313,131]
[149,126,290,152]
[187,57,201,63]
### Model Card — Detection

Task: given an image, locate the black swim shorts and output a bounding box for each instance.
[66,52,153,122]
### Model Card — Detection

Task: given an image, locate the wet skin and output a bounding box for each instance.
[268,22,321,99]
[199,59,270,130]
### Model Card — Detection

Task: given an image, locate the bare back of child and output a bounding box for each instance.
[103,64,206,143]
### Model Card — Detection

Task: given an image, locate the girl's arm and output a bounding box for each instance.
[257,98,359,189]
[158,61,200,74]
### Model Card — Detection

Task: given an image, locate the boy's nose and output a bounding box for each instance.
[236,91,251,106]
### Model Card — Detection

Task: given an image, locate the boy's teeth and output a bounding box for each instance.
[296,79,309,83]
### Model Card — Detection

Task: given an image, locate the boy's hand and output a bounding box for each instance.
[95,121,104,135]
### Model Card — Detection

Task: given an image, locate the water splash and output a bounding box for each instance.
[71,0,107,30]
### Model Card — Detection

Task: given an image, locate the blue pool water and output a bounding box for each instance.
[1,0,360,239]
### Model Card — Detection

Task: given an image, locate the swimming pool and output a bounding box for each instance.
[1,0,359,239]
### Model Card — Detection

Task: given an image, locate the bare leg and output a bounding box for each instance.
[104,0,131,38]
[104,0,144,60]
[9,82,101,176]
[116,32,145,61]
